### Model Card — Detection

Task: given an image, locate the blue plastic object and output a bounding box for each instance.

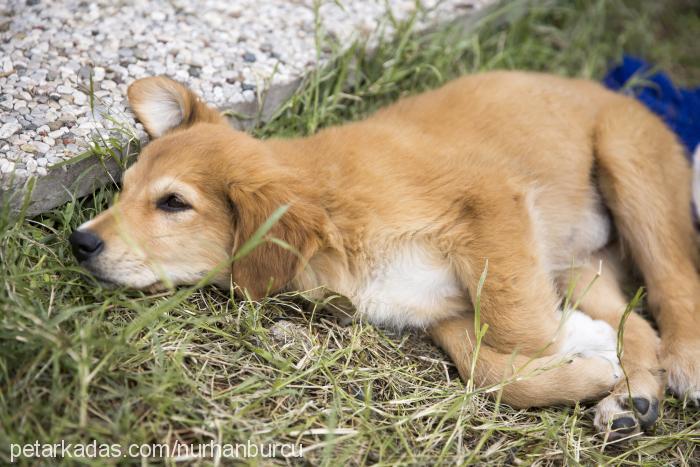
[603,55,700,157]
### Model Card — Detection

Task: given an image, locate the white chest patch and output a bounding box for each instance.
[352,245,466,329]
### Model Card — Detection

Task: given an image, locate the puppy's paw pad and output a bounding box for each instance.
[632,397,660,429]
[607,417,638,442]
[632,396,649,414]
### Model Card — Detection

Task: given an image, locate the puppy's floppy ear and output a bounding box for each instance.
[229,181,326,300]
[127,76,225,138]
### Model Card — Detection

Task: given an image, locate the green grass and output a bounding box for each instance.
[2,0,700,464]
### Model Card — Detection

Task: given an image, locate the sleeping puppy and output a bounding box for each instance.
[70,72,700,440]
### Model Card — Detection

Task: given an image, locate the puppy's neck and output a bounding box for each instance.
[260,136,350,293]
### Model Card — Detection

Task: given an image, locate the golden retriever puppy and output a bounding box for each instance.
[70,72,700,440]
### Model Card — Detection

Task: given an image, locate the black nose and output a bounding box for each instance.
[69,229,104,262]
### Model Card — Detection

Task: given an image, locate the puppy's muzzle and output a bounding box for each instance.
[69,229,104,262]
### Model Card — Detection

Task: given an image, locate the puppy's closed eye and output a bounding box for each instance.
[157,194,192,212]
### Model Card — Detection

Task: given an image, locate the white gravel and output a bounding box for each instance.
[0,0,491,186]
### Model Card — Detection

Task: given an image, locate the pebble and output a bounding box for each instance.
[47,121,63,131]
[78,66,91,81]
[49,128,66,138]
[1,57,12,74]
[1,160,15,174]
[20,143,37,153]
[71,128,90,137]
[93,67,106,81]
[33,141,50,153]
[73,92,87,105]
[0,122,21,139]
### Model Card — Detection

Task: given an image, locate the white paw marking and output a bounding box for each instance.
[558,309,621,379]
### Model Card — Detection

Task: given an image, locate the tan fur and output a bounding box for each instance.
[75,72,700,435]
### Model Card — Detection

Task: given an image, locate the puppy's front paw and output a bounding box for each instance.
[593,366,664,442]
[663,340,700,403]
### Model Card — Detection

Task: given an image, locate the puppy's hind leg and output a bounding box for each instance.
[594,96,700,402]
[560,251,664,441]
[429,314,621,408]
